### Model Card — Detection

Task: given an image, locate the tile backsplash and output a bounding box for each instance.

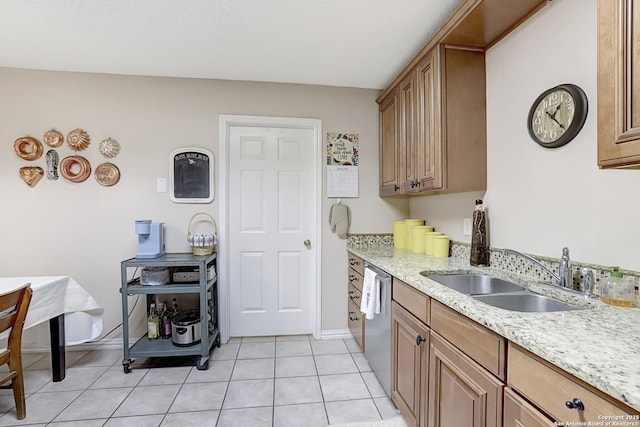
[347,233,640,304]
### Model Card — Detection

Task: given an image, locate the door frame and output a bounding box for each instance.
[218,115,322,343]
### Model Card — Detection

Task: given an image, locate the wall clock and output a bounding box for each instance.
[527,83,588,148]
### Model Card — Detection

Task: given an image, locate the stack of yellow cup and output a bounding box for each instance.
[404,219,424,250]
[433,235,451,258]
[411,226,434,253]
[393,221,407,248]
[424,232,444,256]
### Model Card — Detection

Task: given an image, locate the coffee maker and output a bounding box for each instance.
[135,220,165,259]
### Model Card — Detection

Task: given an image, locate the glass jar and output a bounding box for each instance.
[600,267,635,307]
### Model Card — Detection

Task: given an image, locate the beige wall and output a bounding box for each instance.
[411,0,640,270]
[0,68,408,347]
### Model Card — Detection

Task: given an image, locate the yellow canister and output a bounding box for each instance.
[433,235,451,258]
[404,219,424,249]
[424,232,444,256]
[411,226,434,253]
[393,221,407,248]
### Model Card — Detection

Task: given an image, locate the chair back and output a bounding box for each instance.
[0,284,32,341]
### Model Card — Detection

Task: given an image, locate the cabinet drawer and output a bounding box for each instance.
[347,252,365,276]
[508,343,637,422]
[348,282,362,307]
[393,278,430,325]
[431,300,505,380]
[348,299,364,351]
[504,387,555,427]
[348,268,364,294]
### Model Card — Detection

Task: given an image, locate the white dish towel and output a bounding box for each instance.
[360,267,381,320]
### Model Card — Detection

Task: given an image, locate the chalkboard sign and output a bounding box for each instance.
[169,147,214,203]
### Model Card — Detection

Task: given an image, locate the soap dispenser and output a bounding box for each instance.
[600,267,635,307]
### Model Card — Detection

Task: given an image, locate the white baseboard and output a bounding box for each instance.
[320,329,353,340]
[23,330,355,353]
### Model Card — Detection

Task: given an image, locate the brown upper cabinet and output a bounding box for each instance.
[378,45,486,196]
[377,0,548,197]
[598,0,640,168]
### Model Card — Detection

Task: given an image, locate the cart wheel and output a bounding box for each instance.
[196,358,209,370]
[123,360,132,374]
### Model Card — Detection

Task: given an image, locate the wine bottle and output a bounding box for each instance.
[147,303,159,340]
[161,301,172,339]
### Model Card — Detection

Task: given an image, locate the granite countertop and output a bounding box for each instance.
[347,244,640,412]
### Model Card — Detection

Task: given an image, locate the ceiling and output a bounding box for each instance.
[0,0,463,90]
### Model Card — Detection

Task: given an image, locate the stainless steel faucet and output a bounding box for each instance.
[503,247,573,288]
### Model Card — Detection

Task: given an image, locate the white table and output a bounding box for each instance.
[0,276,103,382]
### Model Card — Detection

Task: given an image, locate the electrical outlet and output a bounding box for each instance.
[463,217,472,236]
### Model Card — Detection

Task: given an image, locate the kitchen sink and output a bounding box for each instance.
[472,292,585,312]
[422,272,585,312]
[422,273,525,295]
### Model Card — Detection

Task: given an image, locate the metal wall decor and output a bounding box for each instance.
[94,162,120,186]
[19,166,44,187]
[43,129,64,147]
[46,150,59,180]
[12,128,122,188]
[67,128,91,151]
[14,136,43,161]
[98,137,120,158]
[59,155,92,183]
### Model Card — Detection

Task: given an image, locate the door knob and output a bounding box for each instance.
[304,239,311,248]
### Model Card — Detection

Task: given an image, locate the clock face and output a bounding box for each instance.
[527,84,588,148]
[530,89,575,143]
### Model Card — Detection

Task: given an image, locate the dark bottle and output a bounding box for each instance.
[161,301,172,339]
[470,199,489,266]
[171,297,180,318]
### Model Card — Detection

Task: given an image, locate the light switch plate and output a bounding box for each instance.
[463,218,472,236]
[157,178,167,193]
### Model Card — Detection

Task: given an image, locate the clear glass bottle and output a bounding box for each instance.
[600,267,635,307]
[147,303,160,340]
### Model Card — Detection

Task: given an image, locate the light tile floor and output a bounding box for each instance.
[0,336,400,426]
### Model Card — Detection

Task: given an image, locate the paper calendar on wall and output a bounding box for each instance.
[326,132,359,198]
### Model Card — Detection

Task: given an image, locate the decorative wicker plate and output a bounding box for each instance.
[13,136,43,161]
[67,128,91,151]
[43,129,64,147]
[94,162,120,186]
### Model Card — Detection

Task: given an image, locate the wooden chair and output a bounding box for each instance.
[0,284,32,420]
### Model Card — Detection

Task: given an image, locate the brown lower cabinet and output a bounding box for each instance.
[503,387,555,427]
[428,332,503,427]
[391,301,429,427]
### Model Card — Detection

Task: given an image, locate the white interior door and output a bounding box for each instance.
[224,118,320,337]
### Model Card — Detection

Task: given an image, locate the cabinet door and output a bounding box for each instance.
[379,91,402,196]
[598,0,640,167]
[503,388,555,427]
[399,72,418,193]
[391,301,429,427]
[428,332,503,427]
[415,48,443,191]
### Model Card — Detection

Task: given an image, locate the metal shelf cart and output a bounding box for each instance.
[120,253,220,373]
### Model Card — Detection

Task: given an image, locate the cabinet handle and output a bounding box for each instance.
[565,398,585,411]
[349,292,360,302]
[348,275,357,283]
[349,259,361,267]
[349,312,358,321]
[416,335,426,346]
[394,185,400,191]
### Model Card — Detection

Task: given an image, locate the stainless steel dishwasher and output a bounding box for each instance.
[363,262,392,397]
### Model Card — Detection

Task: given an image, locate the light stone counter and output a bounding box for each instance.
[347,244,640,412]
